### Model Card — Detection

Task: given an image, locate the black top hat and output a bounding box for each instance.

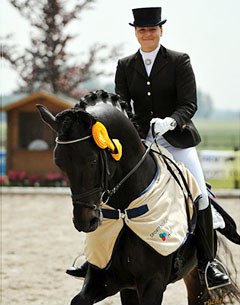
[129,7,167,27]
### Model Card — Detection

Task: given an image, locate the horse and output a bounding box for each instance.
[37,90,240,305]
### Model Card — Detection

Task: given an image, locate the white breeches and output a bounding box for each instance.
[146,133,209,210]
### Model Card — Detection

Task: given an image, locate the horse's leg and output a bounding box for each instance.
[136,278,165,305]
[183,267,209,305]
[70,267,124,305]
[71,292,91,305]
[70,280,120,305]
[120,289,140,305]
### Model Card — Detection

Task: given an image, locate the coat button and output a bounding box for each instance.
[147,92,151,96]
[147,81,150,85]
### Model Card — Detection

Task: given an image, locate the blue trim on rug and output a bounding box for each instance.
[102,160,158,220]
[137,159,158,198]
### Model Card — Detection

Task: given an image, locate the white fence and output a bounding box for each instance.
[199,150,240,180]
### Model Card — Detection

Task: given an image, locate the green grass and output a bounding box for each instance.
[0,122,6,147]
[195,119,240,150]
[194,119,240,189]
[206,179,239,189]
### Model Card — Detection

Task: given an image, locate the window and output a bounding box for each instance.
[18,112,55,149]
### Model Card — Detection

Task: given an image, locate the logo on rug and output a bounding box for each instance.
[159,232,169,241]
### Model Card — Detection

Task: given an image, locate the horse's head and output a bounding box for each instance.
[37,90,138,233]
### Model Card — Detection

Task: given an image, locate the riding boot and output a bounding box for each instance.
[66,261,88,279]
[196,204,230,289]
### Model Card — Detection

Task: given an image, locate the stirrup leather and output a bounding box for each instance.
[204,259,231,290]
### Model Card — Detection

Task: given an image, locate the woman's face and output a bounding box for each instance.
[135,26,162,52]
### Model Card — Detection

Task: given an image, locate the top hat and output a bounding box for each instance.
[129,7,167,27]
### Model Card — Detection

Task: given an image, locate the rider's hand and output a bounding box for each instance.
[150,117,177,136]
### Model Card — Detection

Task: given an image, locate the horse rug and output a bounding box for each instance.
[84,145,202,269]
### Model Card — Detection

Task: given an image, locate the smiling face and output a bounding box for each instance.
[135,26,162,52]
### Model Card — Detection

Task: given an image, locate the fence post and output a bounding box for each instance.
[233,147,239,189]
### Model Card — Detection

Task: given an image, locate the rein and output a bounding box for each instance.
[55,134,154,209]
[101,142,154,203]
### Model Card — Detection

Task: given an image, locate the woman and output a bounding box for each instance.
[114,7,229,289]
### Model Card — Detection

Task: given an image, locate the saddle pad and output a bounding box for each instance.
[84,145,202,269]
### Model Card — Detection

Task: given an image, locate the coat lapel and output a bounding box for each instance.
[150,46,169,77]
[132,51,148,79]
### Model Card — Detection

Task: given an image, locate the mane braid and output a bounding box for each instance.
[74,89,129,113]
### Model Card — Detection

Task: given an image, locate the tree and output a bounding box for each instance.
[3,0,120,98]
[195,89,215,118]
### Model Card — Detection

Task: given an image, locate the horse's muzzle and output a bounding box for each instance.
[72,208,102,233]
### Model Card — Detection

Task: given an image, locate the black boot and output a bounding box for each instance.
[196,205,230,290]
[66,261,88,279]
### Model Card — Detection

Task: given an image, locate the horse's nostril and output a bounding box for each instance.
[90,217,99,227]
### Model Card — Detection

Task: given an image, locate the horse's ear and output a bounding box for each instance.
[36,104,58,132]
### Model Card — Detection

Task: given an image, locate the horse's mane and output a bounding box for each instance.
[75,90,129,113]
[55,90,132,139]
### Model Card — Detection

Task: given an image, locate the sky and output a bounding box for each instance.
[1,0,240,111]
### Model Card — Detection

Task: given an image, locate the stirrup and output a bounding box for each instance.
[204,259,231,290]
[67,253,85,281]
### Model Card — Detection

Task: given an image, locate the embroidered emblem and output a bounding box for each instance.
[149,220,167,238]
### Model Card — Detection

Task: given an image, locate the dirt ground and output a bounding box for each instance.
[1,193,240,305]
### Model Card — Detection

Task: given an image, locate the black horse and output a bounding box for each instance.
[37,90,240,305]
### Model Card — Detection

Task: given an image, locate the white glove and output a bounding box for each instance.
[150,117,177,136]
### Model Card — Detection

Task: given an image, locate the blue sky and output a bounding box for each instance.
[1,0,240,110]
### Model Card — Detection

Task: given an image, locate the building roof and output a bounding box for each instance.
[1,91,76,112]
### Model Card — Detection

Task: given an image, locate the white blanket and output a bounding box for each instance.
[84,145,202,269]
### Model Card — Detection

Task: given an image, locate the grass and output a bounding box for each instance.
[195,119,240,150]
[0,122,7,147]
[206,179,239,190]
[195,119,240,189]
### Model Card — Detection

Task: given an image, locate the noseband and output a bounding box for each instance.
[55,135,153,210]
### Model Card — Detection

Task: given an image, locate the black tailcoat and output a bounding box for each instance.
[115,45,201,148]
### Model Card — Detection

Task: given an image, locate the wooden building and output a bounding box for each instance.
[2,91,76,177]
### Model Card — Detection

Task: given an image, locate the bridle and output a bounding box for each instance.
[56,135,109,210]
[55,134,153,210]
[55,135,92,144]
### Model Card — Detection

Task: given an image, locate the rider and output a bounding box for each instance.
[67,6,229,289]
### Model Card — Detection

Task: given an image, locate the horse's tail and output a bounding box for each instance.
[208,235,240,304]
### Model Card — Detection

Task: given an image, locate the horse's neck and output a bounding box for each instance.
[109,148,156,210]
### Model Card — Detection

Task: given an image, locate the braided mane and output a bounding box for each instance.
[74,89,128,112]
[55,90,129,139]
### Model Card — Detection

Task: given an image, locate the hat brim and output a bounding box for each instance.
[129,19,167,27]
